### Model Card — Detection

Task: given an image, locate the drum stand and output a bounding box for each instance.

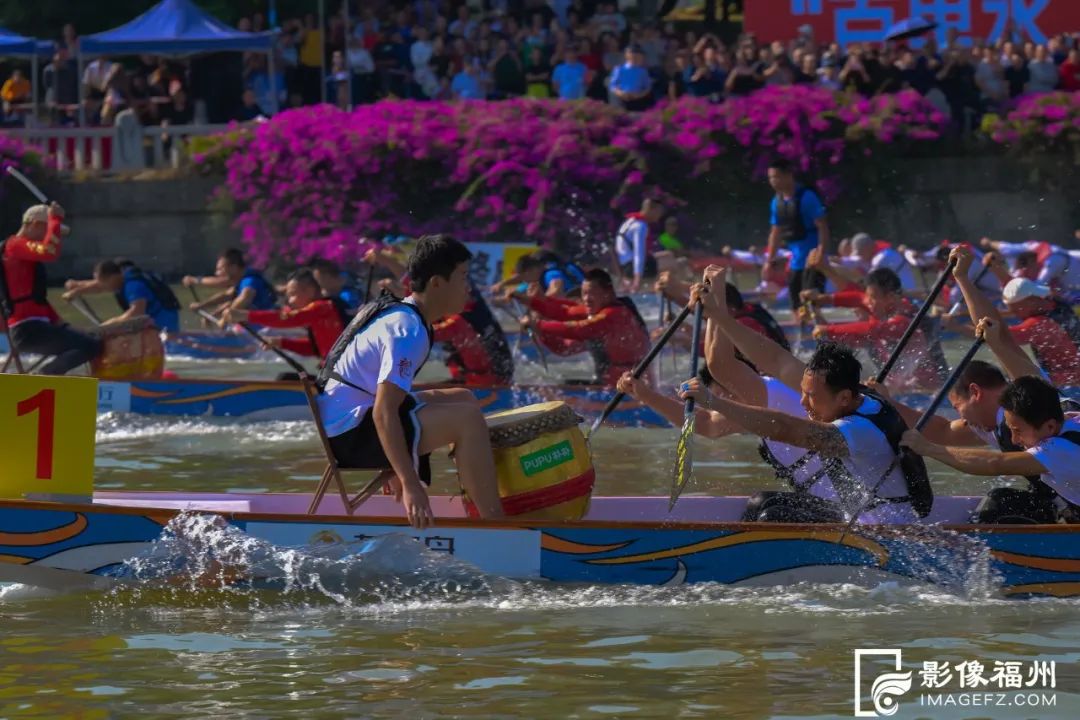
[0,302,25,374]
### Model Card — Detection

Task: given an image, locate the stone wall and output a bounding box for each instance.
[27,176,239,280]
[12,156,1075,282]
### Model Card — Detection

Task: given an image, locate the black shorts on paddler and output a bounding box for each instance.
[328,394,433,485]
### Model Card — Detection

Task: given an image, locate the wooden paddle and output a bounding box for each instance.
[587,301,695,437]
[874,256,957,384]
[838,332,986,540]
[669,298,705,510]
[194,307,309,377]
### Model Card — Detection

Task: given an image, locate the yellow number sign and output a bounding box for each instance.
[0,374,97,500]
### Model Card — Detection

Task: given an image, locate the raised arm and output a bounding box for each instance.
[700,266,806,391]
[902,430,1047,476]
[702,313,767,407]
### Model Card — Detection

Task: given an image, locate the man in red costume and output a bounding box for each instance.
[809,267,948,390]
[432,285,514,386]
[519,268,649,386]
[1,202,102,375]
[223,269,346,364]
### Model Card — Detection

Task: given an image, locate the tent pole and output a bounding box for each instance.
[318,0,326,104]
[77,52,85,126]
[341,0,351,109]
[31,53,38,125]
[268,46,278,115]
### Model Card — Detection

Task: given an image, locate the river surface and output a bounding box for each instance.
[2,290,1076,718]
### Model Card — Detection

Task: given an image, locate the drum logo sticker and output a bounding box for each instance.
[519,441,574,476]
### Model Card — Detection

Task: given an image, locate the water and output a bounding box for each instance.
[7,289,1075,717]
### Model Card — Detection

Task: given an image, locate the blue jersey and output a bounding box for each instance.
[770,187,826,271]
[120,268,179,332]
[540,262,584,294]
[236,269,277,310]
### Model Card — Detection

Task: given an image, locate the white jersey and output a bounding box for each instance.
[317,298,431,437]
[762,377,838,501]
[967,407,1006,451]
[871,247,916,291]
[1027,418,1080,506]
[615,216,648,277]
[832,394,918,523]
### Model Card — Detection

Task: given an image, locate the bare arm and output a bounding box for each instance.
[623,377,740,437]
[814,216,830,256]
[703,392,850,457]
[228,286,256,310]
[704,317,767,407]
[102,298,147,325]
[902,430,1046,476]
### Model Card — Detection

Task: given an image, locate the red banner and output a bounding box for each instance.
[745,1,1080,48]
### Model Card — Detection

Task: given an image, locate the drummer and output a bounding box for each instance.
[1,202,102,375]
[317,234,504,529]
[62,259,181,333]
[515,269,649,386]
[182,248,277,314]
[222,268,347,363]
[689,265,932,524]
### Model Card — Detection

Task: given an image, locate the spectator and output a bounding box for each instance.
[1059,49,1080,92]
[451,59,485,100]
[609,45,653,111]
[489,36,525,98]
[840,45,872,95]
[591,2,627,37]
[668,51,689,99]
[524,46,553,97]
[725,46,763,97]
[60,23,78,53]
[1003,51,1029,99]
[298,13,323,104]
[449,6,476,39]
[327,50,350,109]
[347,34,377,104]
[43,48,79,124]
[237,88,266,121]
[817,55,842,91]
[82,55,113,120]
[687,46,726,99]
[411,26,440,99]
[975,48,1008,111]
[552,47,588,100]
[1026,45,1058,94]
[795,53,817,84]
[1,69,31,123]
[937,47,980,131]
[100,65,130,125]
[161,86,194,126]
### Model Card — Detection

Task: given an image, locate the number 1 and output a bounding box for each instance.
[17,389,55,480]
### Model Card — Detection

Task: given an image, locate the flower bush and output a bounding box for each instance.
[0,134,45,189]
[199,88,948,265]
[984,92,1080,194]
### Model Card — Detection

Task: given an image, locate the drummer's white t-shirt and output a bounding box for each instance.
[762,377,838,500]
[832,394,918,523]
[317,298,431,438]
[1027,418,1080,506]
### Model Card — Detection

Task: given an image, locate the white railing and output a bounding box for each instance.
[1,123,234,174]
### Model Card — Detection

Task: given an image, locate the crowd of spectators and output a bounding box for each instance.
[4,2,1080,132]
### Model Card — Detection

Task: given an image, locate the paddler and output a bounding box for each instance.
[981,237,1080,298]
[947,246,1080,386]
[619,294,843,522]
[182,248,277,314]
[310,258,364,313]
[656,272,789,351]
[686,265,933,524]
[221,268,347,366]
[0,202,102,374]
[515,269,649,386]
[316,234,504,529]
[806,267,948,390]
[493,250,586,298]
[901,375,1080,524]
[62,259,181,333]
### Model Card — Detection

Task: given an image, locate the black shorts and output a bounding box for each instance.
[328,394,432,485]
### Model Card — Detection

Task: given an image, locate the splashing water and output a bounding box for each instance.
[113,513,503,608]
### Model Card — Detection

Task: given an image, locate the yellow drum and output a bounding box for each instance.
[90,317,165,379]
[468,401,595,521]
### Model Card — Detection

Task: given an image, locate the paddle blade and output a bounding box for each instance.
[669,414,696,510]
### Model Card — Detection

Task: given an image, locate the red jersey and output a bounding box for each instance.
[247,299,345,360]
[1010,314,1080,386]
[1,216,64,327]
[529,294,649,386]
[432,291,513,386]
[820,295,947,389]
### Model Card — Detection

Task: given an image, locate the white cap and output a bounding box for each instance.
[21,204,69,236]
[1002,277,1051,304]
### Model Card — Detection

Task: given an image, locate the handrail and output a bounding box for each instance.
[1,122,234,173]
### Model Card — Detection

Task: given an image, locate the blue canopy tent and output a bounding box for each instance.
[0,28,56,120]
[77,0,277,123]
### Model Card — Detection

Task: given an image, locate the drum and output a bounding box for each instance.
[90,316,165,379]
[466,401,595,521]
